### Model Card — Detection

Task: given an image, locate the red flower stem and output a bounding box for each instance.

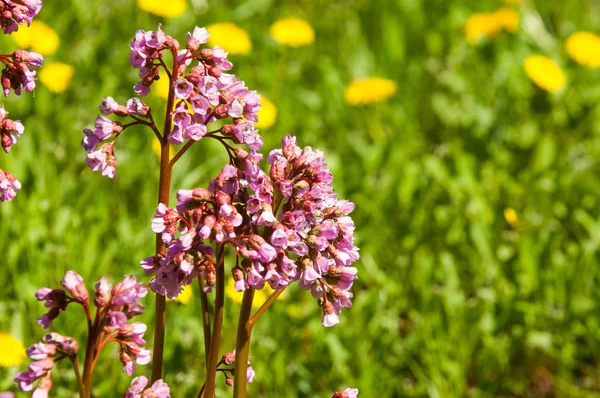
[150,48,178,383]
[233,288,255,398]
[81,316,102,398]
[202,243,225,398]
[198,275,212,364]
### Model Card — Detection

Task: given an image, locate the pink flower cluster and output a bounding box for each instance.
[0,0,42,33]
[332,388,359,398]
[129,25,262,147]
[0,104,24,152]
[0,50,42,95]
[34,271,150,375]
[123,376,170,398]
[0,168,20,201]
[142,135,359,326]
[81,97,149,178]
[14,332,79,396]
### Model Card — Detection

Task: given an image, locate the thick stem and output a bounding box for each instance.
[151,52,177,382]
[81,323,102,398]
[203,244,225,398]
[233,288,255,398]
[198,276,212,365]
[150,135,173,383]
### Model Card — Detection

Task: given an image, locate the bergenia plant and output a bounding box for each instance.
[16,24,359,397]
[0,0,43,202]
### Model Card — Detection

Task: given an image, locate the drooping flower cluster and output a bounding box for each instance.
[81,97,149,178]
[0,0,42,34]
[0,104,24,152]
[123,375,170,398]
[0,49,42,95]
[0,168,20,201]
[33,271,150,375]
[14,332,78,395]
[0,0,43,205]
[143,135,359,326]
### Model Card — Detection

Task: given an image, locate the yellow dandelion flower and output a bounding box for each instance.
[137,0,187,18]
[168,284,193,304]
[12,21,59,55]
[465,13,500,44]
[270,17,315,48]
[39,62,74,93]
[494,8,519,33]
[344,77,397,106]
[153,76,170,99]
[254,94,277,129]
[0,333,25,367]
[504,208,519,228]
[565,32,600,68]
[523,55,565,92]
[207,23,252,56]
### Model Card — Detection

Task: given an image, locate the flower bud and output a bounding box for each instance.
[60,271,89,305]
[213,104,229,119]
[222,351,236,365]
[94,276,111,308]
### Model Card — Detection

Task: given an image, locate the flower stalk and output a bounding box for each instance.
[202,243,225,398]
[233,288,255,398]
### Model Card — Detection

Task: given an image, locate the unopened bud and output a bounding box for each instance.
[222,351,236,365]
[213,105,229,119]
[61,271,89,304]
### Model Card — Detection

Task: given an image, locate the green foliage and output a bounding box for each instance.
[2,0,600,396]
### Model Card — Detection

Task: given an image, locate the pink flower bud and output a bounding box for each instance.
[60,271,89,304]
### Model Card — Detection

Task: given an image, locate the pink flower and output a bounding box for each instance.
[0,169,21,202]
[186,26,209,52]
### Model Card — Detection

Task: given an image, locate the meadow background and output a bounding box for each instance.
[2,0,600,396]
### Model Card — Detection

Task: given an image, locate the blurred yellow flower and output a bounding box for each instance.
[225,278,285,308]
[137,0,186,18]
[12,21,59,55]
[39,62,74,93]
[207,23,252,55]
[504,208,519,228]
[0,333,25,367]
[226,278,265,308]
[152,137,174,159]
[565,32,600,68]
[523,55,565,92]
[465,13,500,44]
[154,76,170,99]
[494,8,519,33]
[254,94,277,129]
[344,77,397,106]
[169,284,193,304]
[465,9,518,44]
[270,17,315,48]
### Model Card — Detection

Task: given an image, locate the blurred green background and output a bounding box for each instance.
[2,0,600,396]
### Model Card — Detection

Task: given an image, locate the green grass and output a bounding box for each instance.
[2,0,600,396]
